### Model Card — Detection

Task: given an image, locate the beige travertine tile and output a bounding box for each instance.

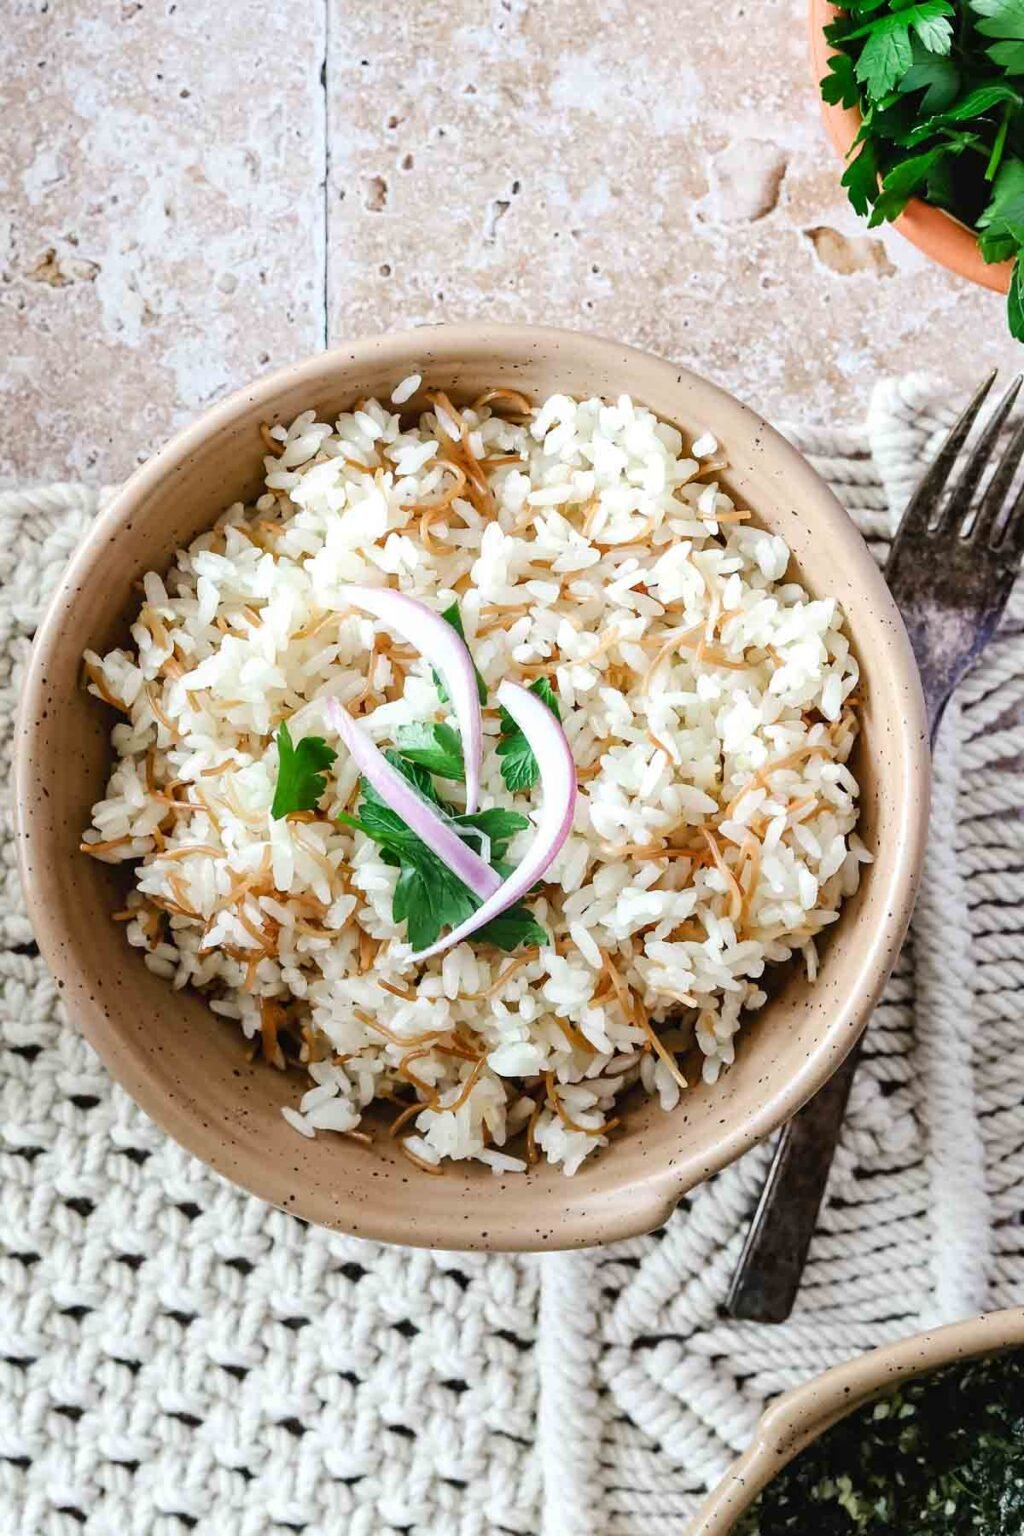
[0,1,324,482]
[2,0,1020,485]
[326,0,1022,428]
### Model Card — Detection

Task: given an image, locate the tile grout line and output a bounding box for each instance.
[320,0,330,350]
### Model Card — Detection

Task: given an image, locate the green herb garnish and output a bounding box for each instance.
[270,721,337,820]
[337,750,546,951]
[496,677,562,794]
[393,720,465,780]
[737,1347,1024,1534]
[434,601,487,704]
[848,2,955,99]
[822,0,1024,339]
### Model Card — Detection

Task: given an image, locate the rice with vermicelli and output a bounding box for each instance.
[81,382,866,1176]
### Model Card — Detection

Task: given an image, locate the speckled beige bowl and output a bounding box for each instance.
[692,1307,1024,1534]
[809,0,1014,295]
[15,324,929,1251]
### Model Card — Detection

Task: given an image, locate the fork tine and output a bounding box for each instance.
[978,408,1024,549]
[992,460,1024,564]
[955,375,1023,538]
[895,370,996,539]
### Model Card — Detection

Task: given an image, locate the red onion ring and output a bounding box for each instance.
[337,584,484,813]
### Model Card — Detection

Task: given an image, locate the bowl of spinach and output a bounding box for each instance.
[810,0,1023,334]
[690,1307,1024,1535]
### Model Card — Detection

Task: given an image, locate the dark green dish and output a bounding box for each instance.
[737,1348,1024,1534]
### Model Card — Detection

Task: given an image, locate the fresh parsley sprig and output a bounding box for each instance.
[337,751,547,952]
[271,721,337,819]
[823,0,1024,339]
[393,720,465,780]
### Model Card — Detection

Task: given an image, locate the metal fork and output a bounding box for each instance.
[727,371,1024,1324]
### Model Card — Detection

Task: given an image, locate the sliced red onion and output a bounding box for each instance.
[336,584,483,814]
[326,698,500,902]
[411,680,577,961]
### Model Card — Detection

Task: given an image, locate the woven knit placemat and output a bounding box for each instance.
[2,379,1023,1536]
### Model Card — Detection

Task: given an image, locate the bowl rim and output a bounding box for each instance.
[807,0,1013,295]
[690,1305,1024,1534]
[15,322,931,1249]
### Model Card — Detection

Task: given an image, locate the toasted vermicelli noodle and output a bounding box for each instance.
[81,384,867,1175]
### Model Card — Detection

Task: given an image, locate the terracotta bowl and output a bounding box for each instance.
[692,1307,1024,1534]
[808,0,1013,293]
[14,324,930,1251]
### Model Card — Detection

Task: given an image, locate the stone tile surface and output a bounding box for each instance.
[327,0,1021,426]
[2,0,1021,483]
[0,0,324,482]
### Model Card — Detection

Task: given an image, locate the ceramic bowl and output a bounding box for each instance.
[808,0,1013,294]
[691,1307,1024,1534]
[14,323,930,1251]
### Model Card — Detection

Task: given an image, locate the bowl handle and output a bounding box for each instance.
[755,1309,1024,1459]
[690,1309,1024,1535]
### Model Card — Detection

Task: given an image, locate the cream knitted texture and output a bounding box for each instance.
[2,380,1022,1536]
[914,702,991,1320]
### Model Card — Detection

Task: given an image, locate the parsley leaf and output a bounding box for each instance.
[898,40,961,110]
[844,1,955,48]
[475,907,549,950]
[911,2,956,54]
[822,50,861,107]
[393,720,465,780]
[842,135,882,217]
[973,0,1024,74]
[434,601,487,705]
[978,154,1024,258]
[456,806,530,852]
[921,148,958,206]
[393,847,544,953]
[901,82,1022,144]
[1008,252,1024,336]
[454,807,530,873]
[496,677,562,794]
[392,851,478,951]
[270,721,337,820]
[856,23,916,97]
[849,3,954,98]
[871,141,959,220]
[936,80,1023,117]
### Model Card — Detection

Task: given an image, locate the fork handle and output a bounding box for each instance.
[725,1039,863,1323]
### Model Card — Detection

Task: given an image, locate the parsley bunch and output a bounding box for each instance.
[822,0,1024,338]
